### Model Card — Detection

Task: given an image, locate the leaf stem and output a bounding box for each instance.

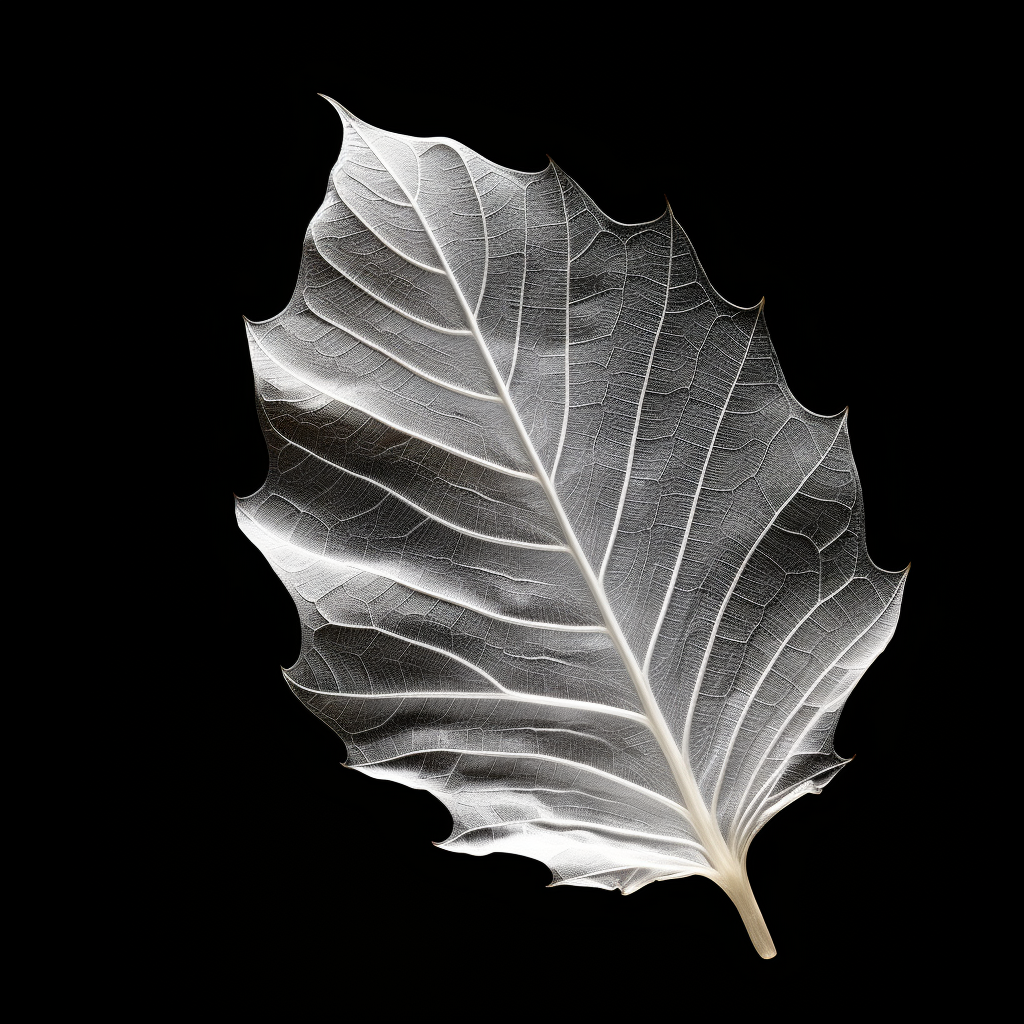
[718,868,776,959]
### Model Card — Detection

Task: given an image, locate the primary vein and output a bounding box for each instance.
[339,111,740,875]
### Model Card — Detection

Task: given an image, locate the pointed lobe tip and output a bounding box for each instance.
[319,94,356,123]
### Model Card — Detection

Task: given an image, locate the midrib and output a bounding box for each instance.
[345,117,740,879]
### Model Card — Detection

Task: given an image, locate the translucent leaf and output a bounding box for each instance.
[236,99,908,957]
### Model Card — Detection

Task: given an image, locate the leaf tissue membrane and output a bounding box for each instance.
[237,98,907,957]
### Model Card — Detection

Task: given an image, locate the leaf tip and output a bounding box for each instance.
[318,93,357,125]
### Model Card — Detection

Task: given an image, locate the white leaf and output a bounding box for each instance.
[236,98,908,958]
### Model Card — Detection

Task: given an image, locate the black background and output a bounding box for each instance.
[206,40,934,992]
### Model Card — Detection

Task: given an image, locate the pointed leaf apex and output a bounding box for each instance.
[319,94,358,124]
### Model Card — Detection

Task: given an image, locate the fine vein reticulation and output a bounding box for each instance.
[237,99,907,958]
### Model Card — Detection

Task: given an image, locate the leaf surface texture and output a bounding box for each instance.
[237,100,907,956]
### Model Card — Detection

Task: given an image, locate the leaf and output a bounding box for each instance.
[236,98,908,958]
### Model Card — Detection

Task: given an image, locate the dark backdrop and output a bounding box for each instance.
[208,55,928,986]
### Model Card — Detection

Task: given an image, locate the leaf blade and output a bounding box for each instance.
[237,99,907,957]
